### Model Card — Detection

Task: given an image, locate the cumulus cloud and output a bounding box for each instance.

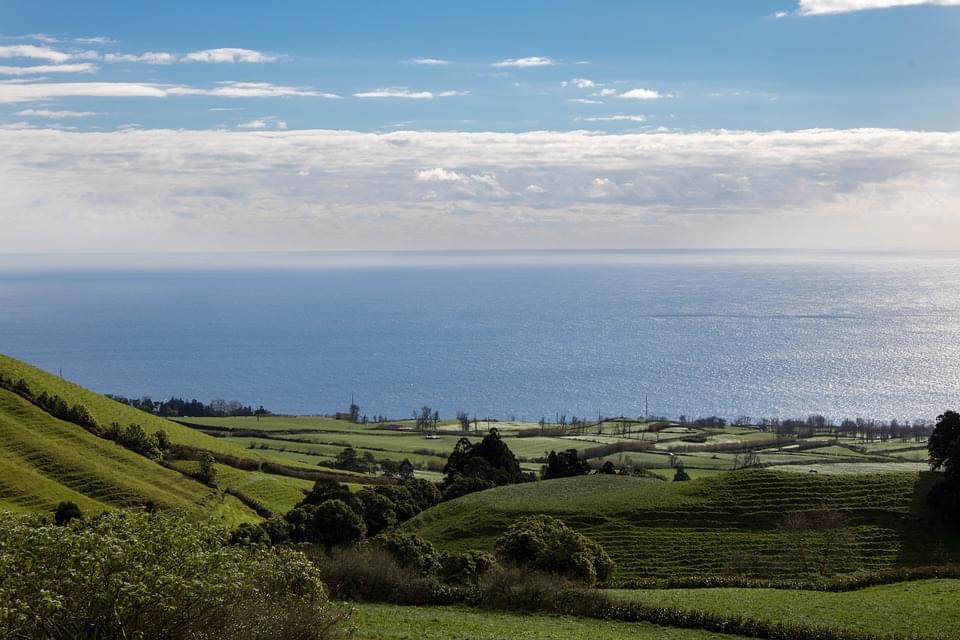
[795,0,960,14]
[0,81,337,102]
[0,45,73,63]
[619,88,671,100]
[181,48,279,63]
[492,56,555,67]
[0,63,97,75]
[0,128,957,251]
[105,52,176,64]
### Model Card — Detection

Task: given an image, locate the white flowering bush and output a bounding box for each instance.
[0,511,349,640]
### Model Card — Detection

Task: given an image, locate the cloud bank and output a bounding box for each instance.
[0,128,957,252]
[795,0,960,14]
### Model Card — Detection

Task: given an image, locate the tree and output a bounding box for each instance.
[494,515,614,585]
[398,458,415,480]
[443,428,524,489]
[53,501,83,526]
[929,410,960,478]
[299,478,361,513]
[285,499,366,551]
[349,401,361,424]
[371,530,440,575]
[457,411,471,432]
[197,452,217,486]
[356,489,397,537]
[253,405,269,422]
[542,449,590,479]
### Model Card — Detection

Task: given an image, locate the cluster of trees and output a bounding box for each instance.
[542,449,590,479]
[231,477,441,550]
[414,405,440,431]
[441,429,532,500]
[106,394,269,419]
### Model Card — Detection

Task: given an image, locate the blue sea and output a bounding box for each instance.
[1,251,958,422]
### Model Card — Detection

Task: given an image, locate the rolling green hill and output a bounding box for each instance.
[408,471,960,582]
[0,388,254,525]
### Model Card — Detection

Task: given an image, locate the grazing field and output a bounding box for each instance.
[350,604,740,640]
[608,579,960,639]
[0,389,253,525]
[409,471,960,581]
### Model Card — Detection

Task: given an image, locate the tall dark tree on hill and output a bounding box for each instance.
[542,449,590,479]
[927,410,960,523]
[442,428,526,498]
[929,410,960,478]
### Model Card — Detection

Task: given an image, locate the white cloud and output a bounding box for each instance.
[410,58,449,65]
[795,0,960,14]
[105,52,176,64]
[0,81,337,103]
[570,78,595,88]
[568,98,603,104]
[492,56,555,68]
[0,128,957,251]
[14,109,96,118]
[619,88,671,100]
[0,63,97,75]
[596,88,617,97]
[581,115,647,122]
[0,45,73,63]
[354,87,465,99]
[182,48,279,63]
[238,117,288,130]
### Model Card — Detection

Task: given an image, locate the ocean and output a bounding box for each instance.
[1,251,958,422]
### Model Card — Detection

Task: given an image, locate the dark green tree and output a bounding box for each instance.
[929,410,960,478]
[53,501,83,526]
[542,449,590,479]
[356,489,397,537]
[197,452,217,486]
[285,499,366,552]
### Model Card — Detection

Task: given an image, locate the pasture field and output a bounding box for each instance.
[608,579,960,639]
[409,471,960,581]
[351,604,740,640]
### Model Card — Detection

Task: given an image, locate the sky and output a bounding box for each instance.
[0,0,958,253]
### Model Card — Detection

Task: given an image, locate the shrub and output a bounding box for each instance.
[0,511,348,640]
[355,489,397,537]
[439,550,497,583]
[52,501,83,526]
[370,529,441,575]
[314,547,450,605]
[472,565,612,617]
[494,514,615,585]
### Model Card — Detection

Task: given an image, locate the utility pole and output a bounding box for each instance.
[644,394,648,420]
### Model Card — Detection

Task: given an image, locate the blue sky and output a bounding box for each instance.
[0,0,958,252]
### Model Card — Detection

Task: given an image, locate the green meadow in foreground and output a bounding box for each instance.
[608,579,960,639]
[350,604,740,640]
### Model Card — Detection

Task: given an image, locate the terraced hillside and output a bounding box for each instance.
[409,471,960,581]
[0,388,253,524]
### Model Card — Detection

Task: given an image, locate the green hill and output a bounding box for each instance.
[0,354,260,460]
[0,388,253,525]
[408,471,960,582]
[0,354,318,520]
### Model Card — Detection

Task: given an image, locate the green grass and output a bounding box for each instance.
[350,604,741,640]
[409,471,960,581]
[0,388,251,523]
[608,579,960,639]
[169,461,313,515]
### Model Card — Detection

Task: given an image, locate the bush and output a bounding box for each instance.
[439,550,497,583]
[52,501,83,526]
[355,489,397,537]
[314,547,451,605]
[370,529,441,575]
[0,511,348,640]
[494,514,615,585]
[471,565,612,617]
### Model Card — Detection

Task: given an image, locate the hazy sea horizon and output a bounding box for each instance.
[1,249,958,423]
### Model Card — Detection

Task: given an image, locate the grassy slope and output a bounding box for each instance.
[609,579,960,639]
[0,354,258,460]
[351,604,740,640]
[409,471,960,581]
[0,388,254,524]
